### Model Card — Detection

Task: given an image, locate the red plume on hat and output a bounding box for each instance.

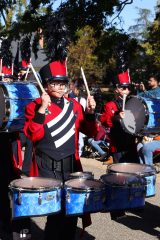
[39,13,70,84]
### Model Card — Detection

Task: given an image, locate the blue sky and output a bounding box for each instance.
[116,0,157,31]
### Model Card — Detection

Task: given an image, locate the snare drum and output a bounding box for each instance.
[121,96,160,135]
[107,163,156,197]
[100,173,146,211]
[67,171,94,180]
[0,82,40,132]
[64,178,106,215]
[9,177,62,218]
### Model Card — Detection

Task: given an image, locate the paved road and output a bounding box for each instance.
[29,157,160,240]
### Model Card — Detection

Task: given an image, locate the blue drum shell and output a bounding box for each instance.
[107,163,156,198]
[0,82,40,132]
[100,173,146,211]
[11,188,62,218]
[9,177,62,219]
[64,179,106,216]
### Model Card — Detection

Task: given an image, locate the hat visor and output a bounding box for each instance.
[3,74,14,79]
[47,76,69,82]
[116,83,131,87]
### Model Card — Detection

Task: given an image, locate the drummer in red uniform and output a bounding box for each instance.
[23,14,98,240]
[23,61,97,240]
[100,70,138,164]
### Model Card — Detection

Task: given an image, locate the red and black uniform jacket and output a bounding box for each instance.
[23,96,98,229]
[23,96,98,173]
[100,99,135,153]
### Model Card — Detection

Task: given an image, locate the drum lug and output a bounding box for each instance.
[16,192,22,205]
[129,195,133,201]
[56,190,60,202]
[38,192,42,205]
[66,192,71,203]
[85,192,90,206]
[153,178,156,186]
[129,188,133,201]
[129,190,145,200]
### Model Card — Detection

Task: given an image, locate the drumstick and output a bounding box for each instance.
[29,62,45,93]
[12,62,14,75]
[122,93,127,111]
[29,62,51,112]
[81,67,90,96]
[24,67,30,81]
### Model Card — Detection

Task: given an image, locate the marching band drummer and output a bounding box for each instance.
[23,60,98,240]
[100,70,139,220]
[100,70,139,165]
[23,14,98,240]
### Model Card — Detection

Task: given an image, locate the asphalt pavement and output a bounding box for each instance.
[29,157,160,240]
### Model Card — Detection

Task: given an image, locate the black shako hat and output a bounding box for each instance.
[39,60,68,83]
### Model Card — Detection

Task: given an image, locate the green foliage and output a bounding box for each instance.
[68,25,103,83]
[1,0,158,86]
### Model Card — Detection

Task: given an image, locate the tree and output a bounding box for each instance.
[145,2,160,72]
[95,27,139,84]
[128,7,153,41]
[68,25,103,83]
[0,0,134,39]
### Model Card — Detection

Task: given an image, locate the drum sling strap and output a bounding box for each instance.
[113,99,122,111]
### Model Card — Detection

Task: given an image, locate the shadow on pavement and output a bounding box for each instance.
[75,227,95,240]
[31,220,44,240]
[31,220,95,240]
[112,202,160,238]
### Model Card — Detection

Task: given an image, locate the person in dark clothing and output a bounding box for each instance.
[100,70,138,164]
[20,132,33,176]
[100,70,139,220]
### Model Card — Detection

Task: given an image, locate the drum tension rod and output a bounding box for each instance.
[38,192,42,205]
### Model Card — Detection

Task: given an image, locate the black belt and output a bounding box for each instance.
[36,151,75,172]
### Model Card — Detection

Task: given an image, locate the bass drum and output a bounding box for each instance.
[0,82,40,132]
[121,96,160,136]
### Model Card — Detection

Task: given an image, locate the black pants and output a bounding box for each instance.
[36,154,78,240]
[20,132,33,175]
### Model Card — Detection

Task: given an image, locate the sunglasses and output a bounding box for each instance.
[119,86,130,90]
[122,87,129,90]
